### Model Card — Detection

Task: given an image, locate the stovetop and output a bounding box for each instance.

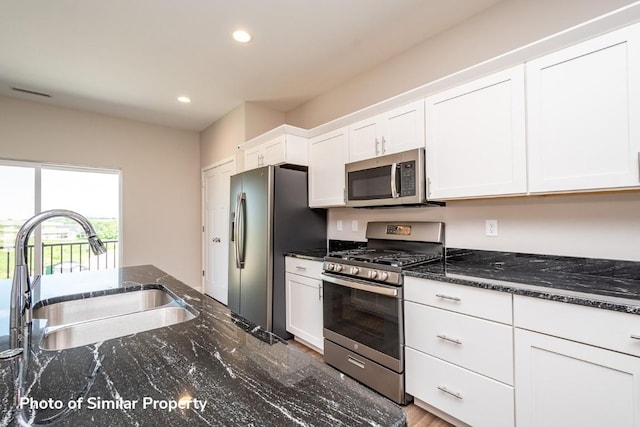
[327,248,442,268]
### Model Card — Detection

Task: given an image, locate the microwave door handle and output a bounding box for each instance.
[391,163,399,198]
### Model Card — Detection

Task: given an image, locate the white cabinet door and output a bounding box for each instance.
[263,136,285,165]
[515,328,640,427]
[381,100,425,156]
[285,272,324,351]
[348,100,425,163]
[244,146,263,171]
[425,65,526,199]
[308,128,348,207]
[348,116,380,162]
[527,22,640,193]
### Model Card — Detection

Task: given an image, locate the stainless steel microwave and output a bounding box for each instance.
[345,148,437,207]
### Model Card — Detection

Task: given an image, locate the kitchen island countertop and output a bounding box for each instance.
[0,265,406,426]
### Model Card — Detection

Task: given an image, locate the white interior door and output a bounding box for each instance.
[203,158,236,304]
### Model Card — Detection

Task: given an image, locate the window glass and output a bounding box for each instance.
[41,168,120,274]
[0,165,35,279]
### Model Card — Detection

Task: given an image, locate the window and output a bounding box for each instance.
[0,160,120,279]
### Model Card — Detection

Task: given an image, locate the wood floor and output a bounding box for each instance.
[289,340,454,427]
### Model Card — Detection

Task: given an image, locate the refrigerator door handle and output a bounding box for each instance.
[233,193,242,268]
[237,192,246,268]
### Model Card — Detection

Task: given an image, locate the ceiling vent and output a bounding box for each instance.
[11,87,52,98]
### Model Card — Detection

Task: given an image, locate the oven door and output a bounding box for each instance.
[322,273,403,372]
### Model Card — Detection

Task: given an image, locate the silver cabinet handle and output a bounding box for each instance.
[631,334,640,340]
[381,136,386,154]
[348,356,365,369]
[295,266,307,271]
[436,294,461,302]
[437,334,462,345]
[437,385,463,400]
[375,138,380,156]
[318,283,322,301]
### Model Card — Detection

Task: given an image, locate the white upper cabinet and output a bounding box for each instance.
[308,127,348,207]
[425,65,527,200]
[527,22,640,193]
[348,100,425,162]
[241,126,308,172]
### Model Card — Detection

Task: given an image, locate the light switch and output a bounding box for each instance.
[351,220,359,232]
[337,220,343,231]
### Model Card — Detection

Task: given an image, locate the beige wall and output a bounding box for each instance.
[285,0,638,129]
[0,96,202,287]
[200,102,285,169]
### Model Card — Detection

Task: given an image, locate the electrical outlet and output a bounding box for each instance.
[336,220,343,232]
[352,220,359,232]
[485,219,498,237]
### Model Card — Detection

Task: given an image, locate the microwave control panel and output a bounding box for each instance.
[400,161,416,196]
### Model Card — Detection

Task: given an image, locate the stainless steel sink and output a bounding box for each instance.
[33,287,198,351]
[40,306,197,350]
[34,288,178,327]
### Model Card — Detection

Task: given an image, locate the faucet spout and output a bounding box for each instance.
[2,209,107,357]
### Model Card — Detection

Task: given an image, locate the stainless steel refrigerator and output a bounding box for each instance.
[228,164,327,338]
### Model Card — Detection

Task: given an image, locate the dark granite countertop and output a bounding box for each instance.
[404,248,640,315]
[284,249,328,262]
[0,266,405,426]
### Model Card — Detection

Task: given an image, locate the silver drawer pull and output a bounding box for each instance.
[295,266,307,271]
[348,356,366,369]
[437,385,463,400]
[437,334,462,345]
[435,294,461,302]
[631,334,640,340]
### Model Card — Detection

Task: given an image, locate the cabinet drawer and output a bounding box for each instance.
[285,257,323,278]
[405,302,513,385]
[514,295,640,358]
[404,276,513,324]
[406,348,514,427]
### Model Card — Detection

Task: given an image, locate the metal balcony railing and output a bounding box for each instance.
[1,240,119,279]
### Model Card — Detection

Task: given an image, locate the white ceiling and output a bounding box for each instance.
[0,0,504,131]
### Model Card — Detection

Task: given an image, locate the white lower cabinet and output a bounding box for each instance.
[285,257,324,352]
[514,296,640,427]
[404,277,514,426]
[515,328,640,427]
[406,348,514,427]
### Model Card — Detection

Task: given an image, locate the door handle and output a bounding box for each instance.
[236,193,247,268]
[234,193,243,268]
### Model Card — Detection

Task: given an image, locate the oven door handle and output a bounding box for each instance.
[322,274,398,297]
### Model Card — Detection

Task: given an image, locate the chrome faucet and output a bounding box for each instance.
[1,209,107,358]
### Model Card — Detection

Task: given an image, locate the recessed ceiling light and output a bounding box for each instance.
[177,96,191,103]
[232,29,252,43]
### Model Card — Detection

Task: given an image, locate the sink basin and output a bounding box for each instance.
[33,286,198,351]
[40,306,197,350]
[33,287,179,327]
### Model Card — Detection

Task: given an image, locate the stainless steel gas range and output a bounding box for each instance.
[321,221,444,404]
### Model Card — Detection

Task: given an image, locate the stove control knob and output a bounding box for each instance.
[379,271,389,281]
[350,267,360,275]
[368,270,378,279]
[326,263,335,271]
[335,264,343,272]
